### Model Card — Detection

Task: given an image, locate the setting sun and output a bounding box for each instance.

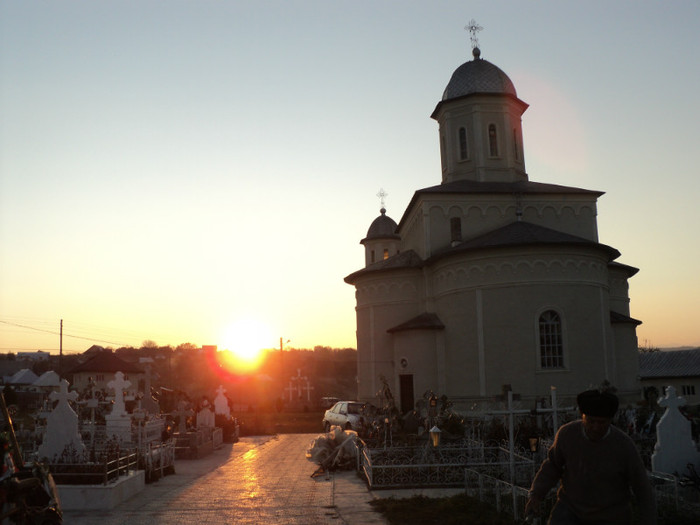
[219,318,274,372]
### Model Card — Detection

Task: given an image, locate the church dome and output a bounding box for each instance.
[362,208,400,242]
[442,48,517,101]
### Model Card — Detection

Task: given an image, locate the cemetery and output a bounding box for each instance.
[307,381,700,524]
[1,364,240,514]
[3,356,700,523]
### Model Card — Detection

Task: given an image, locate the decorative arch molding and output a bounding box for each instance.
[432,258,607,293]
[356,279,419,302]
[427,201,597,222]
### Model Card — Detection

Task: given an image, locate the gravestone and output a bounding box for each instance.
[196,400,215,428]
[37,379,86,461]
[214,385,230,417]
[651,385,700,476]
[105,371,133,442]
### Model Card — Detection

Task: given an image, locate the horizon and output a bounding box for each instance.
[2,2,699,354]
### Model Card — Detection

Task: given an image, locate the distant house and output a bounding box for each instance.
[16,351,50,361]
[68,351,145,400]
[639,349,700,405]
[6,369,39,389]
[0,361,30,385]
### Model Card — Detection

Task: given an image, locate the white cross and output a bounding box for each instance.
[107,371,131,415]
[49,378,79,406]
[302,379,314,402]
[659,385,686,410]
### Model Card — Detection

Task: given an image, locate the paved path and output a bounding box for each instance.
[61,434,387,525]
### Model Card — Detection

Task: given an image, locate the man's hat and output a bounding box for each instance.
[577,390,619,418]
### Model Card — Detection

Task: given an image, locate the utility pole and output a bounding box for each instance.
[59,319,63,379]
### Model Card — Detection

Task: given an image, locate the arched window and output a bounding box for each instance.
[383,248,389,260]
[488,124,499,157]
[458,127,468,160]
[513,128,519,160]
[539,310,563,369]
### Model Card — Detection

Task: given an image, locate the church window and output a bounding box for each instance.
[458,127,468,160]
[539,310,564,369]
[682,385,696,396]
[488,124,499,157]
[383,248,389,260]
[450,217,462,243]
[513,129,519,160]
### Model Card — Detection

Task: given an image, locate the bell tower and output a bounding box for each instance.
[431,23,529,184]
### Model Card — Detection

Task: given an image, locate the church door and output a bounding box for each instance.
[399,374,414,414]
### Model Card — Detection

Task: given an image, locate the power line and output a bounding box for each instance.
[0,320,129,347]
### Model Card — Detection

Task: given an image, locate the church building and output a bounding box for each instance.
[345,43,642,412]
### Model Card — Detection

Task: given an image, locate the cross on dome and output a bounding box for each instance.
[376,188,388,213]
[465,19,483,59]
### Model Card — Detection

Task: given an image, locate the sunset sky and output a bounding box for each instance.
[1,2,699,354]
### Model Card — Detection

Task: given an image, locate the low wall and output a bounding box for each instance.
[57,470,145,510]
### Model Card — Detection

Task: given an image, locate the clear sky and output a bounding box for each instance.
[1,1,699,354]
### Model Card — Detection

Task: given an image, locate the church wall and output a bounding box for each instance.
[612,323,642,394]
[353,271,423,403]
[608,266,632,316]
[391,330,440,405]
[398,207,427,258]
[417,195,599,258]
[429,247,618,400]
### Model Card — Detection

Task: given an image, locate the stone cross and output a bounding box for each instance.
[285,381,296,403]
[652,386,700,476]
[107,371,131,416]
[214,385,230,416]
[49,378,79,407]
[176,400,193,434]
[38,379,85,461]
[302,378,314,402]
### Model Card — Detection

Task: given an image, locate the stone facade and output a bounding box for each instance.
[345,47,641,412]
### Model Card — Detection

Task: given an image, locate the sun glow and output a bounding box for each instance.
[219,317,273,372]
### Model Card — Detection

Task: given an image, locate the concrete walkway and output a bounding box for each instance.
[61,434,389,524]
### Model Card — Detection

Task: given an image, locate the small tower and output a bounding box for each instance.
[361,207,400,267]
[430,26,529,184]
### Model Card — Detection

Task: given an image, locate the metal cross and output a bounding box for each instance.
[465,19,483,49]
[376,188,388,209]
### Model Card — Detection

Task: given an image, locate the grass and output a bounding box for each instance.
[369,494,515,525]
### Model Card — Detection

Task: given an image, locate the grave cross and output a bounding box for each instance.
[49,378,79,407]
[302,379,314,402]
[176,400,194,434]
[107,371,131,416]
[284,382,296,403]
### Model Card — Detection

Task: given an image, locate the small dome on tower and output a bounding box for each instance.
[442,50,517,101]
[361,208,400,244]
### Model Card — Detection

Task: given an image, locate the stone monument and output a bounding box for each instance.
[196,399,215,429]
[105,371,133,442]
[37,379,85,461]
[651,385,700,476]
[214,385,230,417]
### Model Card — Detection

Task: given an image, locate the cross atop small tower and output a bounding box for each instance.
[376,188,388,211]
[465,19,483,52]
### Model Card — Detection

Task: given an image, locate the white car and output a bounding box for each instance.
[322,401,368,432]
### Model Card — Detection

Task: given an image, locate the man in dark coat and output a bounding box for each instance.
[525,390,656,524]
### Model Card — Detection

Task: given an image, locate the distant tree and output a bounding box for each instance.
[638,339,660,353]
[175,342,198,353]
[142,340,159,349]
